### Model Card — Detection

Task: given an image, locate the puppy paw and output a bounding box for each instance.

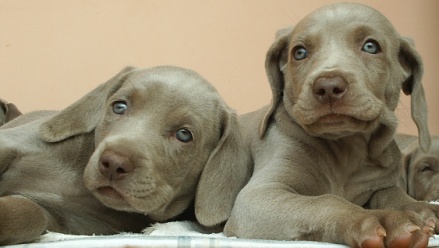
[375,210,432,248]
[348,210,433,248]
[400,201,439,234]
[386,225,430,248]
[357,226,386,248]
[348,215,386,248]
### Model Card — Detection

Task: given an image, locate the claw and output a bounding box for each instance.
[387,225,429,248]
[426,218,436,229]
[408,225,421,233]
[421,225,434,237]
[377,226,387,237]
[359,226,386,248]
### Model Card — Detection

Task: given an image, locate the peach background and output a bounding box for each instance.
[0,0,438,135]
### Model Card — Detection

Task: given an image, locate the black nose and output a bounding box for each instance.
[99,150,134,180]
[313,76,348,104]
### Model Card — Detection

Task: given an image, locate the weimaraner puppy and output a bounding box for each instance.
[0,98,22,125]
[0,65,249,245]
[225,3,439,248]
[396,134,439,201]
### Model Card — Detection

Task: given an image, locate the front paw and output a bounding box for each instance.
[0,196,49,245]
[350,210,434,248]
[399,201,439,234]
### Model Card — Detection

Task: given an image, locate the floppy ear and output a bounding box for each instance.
[260,27,293,137]
[0,99,7,125]
[399,142,418,195]
[0,146,18,174]
[0,99,22,125]
[399,144,415,195]
[5,103,22,122]
[195,108,251,227]
[40,66,136,142]
[399,38,431,152]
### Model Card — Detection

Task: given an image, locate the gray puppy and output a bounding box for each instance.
[225,3,438,248]
[0,66,249,245]
[397,134,439,201]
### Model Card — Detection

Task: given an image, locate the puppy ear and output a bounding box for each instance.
[0,99,22,125]
[399,143,415,196]
[260,27,293,137]
[0,147,18,174]
[399,38,431,152]
[40,66,136,142]
[195,108,251,227]
[0,99,8,125]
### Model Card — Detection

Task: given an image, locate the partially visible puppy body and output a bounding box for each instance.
[0,98,22,126]
[225,3,439,248]
[397,134,439,201]
[0,66,249,245]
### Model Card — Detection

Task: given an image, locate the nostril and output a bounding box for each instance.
[99,162,111,178]
[101,161,110,169]
[315,88,326,96]
[99,159,112,179]
[116,167,127,174]
[333,86,345,95]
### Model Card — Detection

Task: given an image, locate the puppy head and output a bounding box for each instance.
[40,66,249,225]
[402,136,439,201]
[262,3,430,154]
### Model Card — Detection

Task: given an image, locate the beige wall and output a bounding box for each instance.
[1,0,438,135]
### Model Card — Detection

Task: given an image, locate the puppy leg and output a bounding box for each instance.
[0,195,51,245]
[226,185,434,248]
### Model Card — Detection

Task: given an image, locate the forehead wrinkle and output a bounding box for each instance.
[119,69,223,124]
[294,13,394,53]
[304,3,392,32]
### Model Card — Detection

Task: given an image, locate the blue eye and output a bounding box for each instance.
[362,39,381,54]
[293,46,308,60]
[112,101,127,114]
[176,128,193,143]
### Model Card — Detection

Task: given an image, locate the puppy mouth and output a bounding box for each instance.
[303,113,378,138]
[93,186,139,212]
[317,113,356,125]
[96,186,124,200]
[314,113,371,129]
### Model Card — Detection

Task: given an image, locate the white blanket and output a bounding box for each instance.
[3,221,439,248]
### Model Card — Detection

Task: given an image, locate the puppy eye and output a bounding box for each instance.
[419,162,432,173]
[112,101,127,114]
[176,128,193,143]
[362,39,381,54]
[293,46,308,60]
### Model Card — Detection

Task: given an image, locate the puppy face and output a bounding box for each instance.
[283,4,406,139]
[83,67,224,218]
[403,137,439,201]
